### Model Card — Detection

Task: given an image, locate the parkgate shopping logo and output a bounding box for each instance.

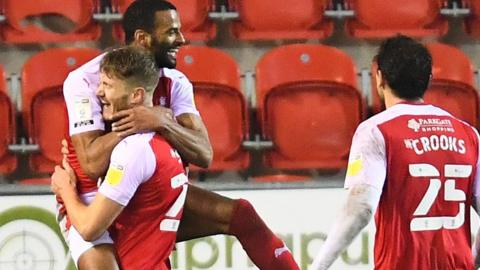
[407,118,454,133]
[0,206,75,270]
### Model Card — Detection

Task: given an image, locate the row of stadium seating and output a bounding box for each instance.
[0,43,478,180]
[1,0,480,43]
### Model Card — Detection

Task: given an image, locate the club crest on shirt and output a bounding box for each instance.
[105,163,124,186]
[160,97,167,106]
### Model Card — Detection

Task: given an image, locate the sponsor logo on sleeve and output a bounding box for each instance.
[73,97,94,128]
[105,163,124,186]
[346,153,363,177]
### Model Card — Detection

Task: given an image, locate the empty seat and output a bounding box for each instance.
[0,65,17,174]
[256,44,363,170]
[176,45,249,171]
[230,0,333,40]
[112,0,215,42]
[22,48,101,173]
[426,43,478,126]
[370,43,478,126]
[1,0,101,43]
[346,0,448,38]
[465,0,480,36]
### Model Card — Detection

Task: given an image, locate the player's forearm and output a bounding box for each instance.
[473,196,480,268]
[474,227,480,269]
[313,204,372,270]
[159,120,213,168]
[59,188,102,241]
[77,132,123,180]
[312,184,379,270]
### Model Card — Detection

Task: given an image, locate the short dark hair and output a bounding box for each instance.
[376,35,432,100]
[122,0,177,44]
[100,47,159,93]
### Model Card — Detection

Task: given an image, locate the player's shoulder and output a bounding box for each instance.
[112,132,155,161]
[161,68,192,86]
[64,53,105,85]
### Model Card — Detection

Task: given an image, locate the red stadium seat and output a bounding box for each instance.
[0,65,17,174]
[370,43,478,126]
[256,44,364,170]
[426,43,478,126]
[230,0,333,40]
[0,0,101,43]
[345,0,448,38]
[112,0,215,42]
[22,48,101,173]
[176,45,249,171]
[465,0,480,36]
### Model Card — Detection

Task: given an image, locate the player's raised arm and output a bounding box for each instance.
[70,131,123,180]
[111,84,213,169]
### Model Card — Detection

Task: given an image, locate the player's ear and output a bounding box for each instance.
[376,69,386,90]
[131,87,146,105]
[133,30,151,48]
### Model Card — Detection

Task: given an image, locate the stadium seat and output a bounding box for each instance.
[230,0,333,40]
[345,0,448,38]
[0,65,17,174]
[22,48,101,173]
[256,44,363,170]
[426,43,478,126]
[112,0,215,42]
[176,45,249,171]
[465,0,480,36]
[0,0,101,43]
[370,43,478,127]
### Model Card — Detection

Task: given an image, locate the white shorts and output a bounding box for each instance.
[56,191,114,267]
[67,225,114,266]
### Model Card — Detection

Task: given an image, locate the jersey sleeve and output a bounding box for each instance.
[63,73,105,136]
[344,121,387,191]
[170,76,200,117]
[98,135,156,206]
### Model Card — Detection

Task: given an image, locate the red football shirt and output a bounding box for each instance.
[98,133,187,270]
[345,103,480,270]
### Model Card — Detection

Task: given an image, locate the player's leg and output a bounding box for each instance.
[68,225,120,270]
[176,185,299,270]
[77,244,119,270]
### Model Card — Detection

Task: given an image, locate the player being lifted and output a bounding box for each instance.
[57,0,299,269]
[53,46,188,270]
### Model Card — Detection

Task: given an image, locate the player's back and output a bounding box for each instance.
[106,133,187,270]
[369,103,479,270]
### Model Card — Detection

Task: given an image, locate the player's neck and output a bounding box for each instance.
[384,90,423,109]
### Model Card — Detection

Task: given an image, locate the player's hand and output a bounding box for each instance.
[111,105,174,137]
[61,139,69,157]
[51,158,77,196]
